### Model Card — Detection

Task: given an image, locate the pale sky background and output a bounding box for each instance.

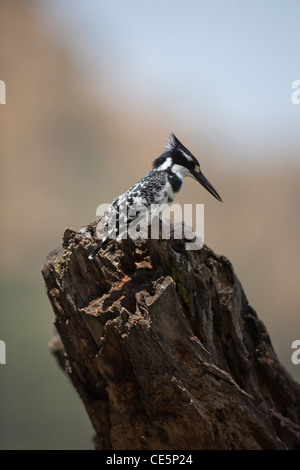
[36,0,300,167]
[0,1,299,449]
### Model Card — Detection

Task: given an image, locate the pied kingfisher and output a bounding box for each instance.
[88,133,222,259]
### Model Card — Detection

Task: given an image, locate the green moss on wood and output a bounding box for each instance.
[171,266,190,307]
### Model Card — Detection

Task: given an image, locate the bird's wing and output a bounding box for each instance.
[134,170,168,205]
[125,170,168,211]
[98,170,168,239]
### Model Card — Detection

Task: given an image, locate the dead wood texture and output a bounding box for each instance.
[42,221,300,450]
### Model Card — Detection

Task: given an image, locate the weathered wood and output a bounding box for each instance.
[42,221,300,450]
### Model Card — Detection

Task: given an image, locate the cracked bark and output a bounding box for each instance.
[42,221,300,450]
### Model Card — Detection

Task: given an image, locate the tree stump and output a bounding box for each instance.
[41,221,300,450]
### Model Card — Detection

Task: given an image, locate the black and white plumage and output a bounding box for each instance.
[88,133,222,259]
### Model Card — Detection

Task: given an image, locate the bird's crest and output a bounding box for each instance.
[165,133,182,151]
[153,133,185,169]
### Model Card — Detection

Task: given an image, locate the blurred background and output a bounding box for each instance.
[0,0,299,449]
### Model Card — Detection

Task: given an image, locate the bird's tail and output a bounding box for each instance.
[88,241,103,260]
[88,234,110,260]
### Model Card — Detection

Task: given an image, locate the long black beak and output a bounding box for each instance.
[192,171,223,202]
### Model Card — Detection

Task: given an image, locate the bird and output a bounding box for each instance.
[88,133,222,259]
